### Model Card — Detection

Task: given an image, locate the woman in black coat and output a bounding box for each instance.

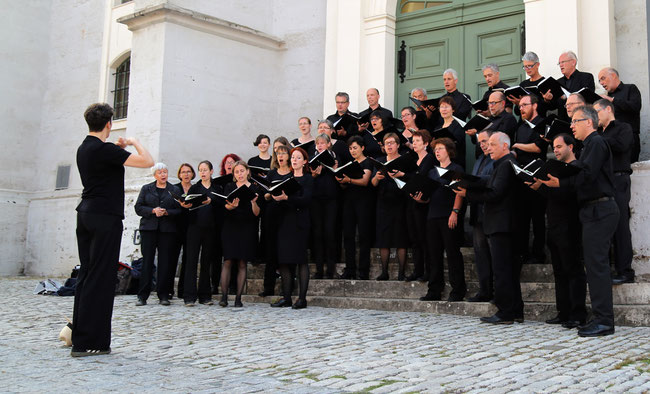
[169,162,195,299]
[270,147,313,309]
[134,163,182,306]
[219,161,262,307]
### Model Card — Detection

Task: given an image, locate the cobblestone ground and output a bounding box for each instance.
[2,277,649,393]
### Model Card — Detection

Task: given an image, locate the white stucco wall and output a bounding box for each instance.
[630,162,650,281]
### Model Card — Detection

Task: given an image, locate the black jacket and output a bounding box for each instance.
[466,153,517,235]
[135,181,182,232]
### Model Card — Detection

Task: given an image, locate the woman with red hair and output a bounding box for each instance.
[219,153,242,176]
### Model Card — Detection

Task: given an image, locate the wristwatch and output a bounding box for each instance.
[452,208,460,214]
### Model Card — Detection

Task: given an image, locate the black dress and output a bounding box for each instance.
[248,156,271,169]
[221,182,262,262]
[277,174,313,264]
[405,153,435,277]
[373,156,409,248]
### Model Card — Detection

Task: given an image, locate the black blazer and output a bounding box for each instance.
[466,153,517,235]
[135,181,182,232]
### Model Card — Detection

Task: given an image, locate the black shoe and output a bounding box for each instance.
[219,295,228,307]
[611,274,634,285]
[199,299,214,306]
[545,315,567,325]
[480,314,514,325]
[416,276,428,282]
[313,272,324,280]
[419,293,441,301]
[578,322,615,337]
[514,316,524,324]
[447,295,464,302]
[404,273,420,282]
[159,298,170,306]
[271,299,292,308]
[233,299,243,308]
[325,273,334,280]
[340,270,356,280]
[292,299,307,309]
[258,290,274,297]
[358,274,369,280]
[467,294,491,303]
[397,272,405,281]
[376,272,389,281]
[136,298,147,306]
[562,320,585,329]
[184,301,196,307]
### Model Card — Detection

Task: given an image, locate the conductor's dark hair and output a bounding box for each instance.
[177,163,196,180]
[253,134,270,147]
[439,96,456,111]
[432,137,457,159]
[554,133,576,151]
[347,135,365,147]
[198,160,213,171]
[84,103,114,132]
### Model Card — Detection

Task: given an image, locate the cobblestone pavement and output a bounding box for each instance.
[2,277,649,393]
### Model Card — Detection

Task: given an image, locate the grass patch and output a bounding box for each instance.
[361,379,402,392]
[614,356,650,373]
[330,375,347,380]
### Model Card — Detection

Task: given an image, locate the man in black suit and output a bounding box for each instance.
[455,132,522,324]
[540,105,619,337]
[357,88,393,133]
[594,98,635,284]
[326,92,359,138]
[467,130,495,302]
[530,133,587,328]
[479,63,511,116]
[486,91,518,141]
[511,95,548,265]
[598,67,642,162]
[543,51,595,121]
[442,68,472,121]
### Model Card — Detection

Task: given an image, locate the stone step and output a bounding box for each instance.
[238,295,650,327]
[246,261,555,283]
[244,279,650,305]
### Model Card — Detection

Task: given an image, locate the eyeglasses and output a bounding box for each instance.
[487,101,503,106]
[522,63,538,70]
[519,103,532,107]
[571,118,589,124]
[384,141,397,146]
[557,60,573,66]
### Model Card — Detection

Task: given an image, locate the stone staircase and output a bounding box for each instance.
[239,248,650,327]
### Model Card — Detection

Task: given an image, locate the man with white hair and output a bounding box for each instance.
[512,51,550,117]
[598,67,642,162]
[455,132,522,325]
[544,51,595,121]
[441,68,473,121]
[480,63,511,116]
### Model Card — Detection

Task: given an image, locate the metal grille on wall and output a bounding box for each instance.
[112,57,130,120]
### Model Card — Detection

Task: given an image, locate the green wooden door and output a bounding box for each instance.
[395,0,525,168]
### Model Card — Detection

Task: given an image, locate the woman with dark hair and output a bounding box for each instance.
[217,153,243,295]
[219,161,262,307]
[248,134,271,169]
[405,130,435,282]
[418,137,466,302]
[134,163,182,306]
[270,147,313,309]
[169,162,195,299]
[310,133,339,278]
[337,135,375,280]
[401,106,419,149]
[435,96,466,169]
[363,110,389,159]
[371,133,410,281]
[258,144,293,297]
[180,160,219,306]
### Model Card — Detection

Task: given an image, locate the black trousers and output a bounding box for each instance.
[210,224,223,293]
[138,230,176,301]
[472,222,493,299]
[184,225,217,302]
[262,204,281,293]
[580,200,619,326]
[406,200,429,277]
[426,217,466,299]
[515,185,546,261]
[547,218,587,322]
[72,212,123,351]
[486,232,523,320]
[632,133,640,163]
[342,195,374,278]
[612,174,634,277]
[310,198,338,276]
[168,231,187,298]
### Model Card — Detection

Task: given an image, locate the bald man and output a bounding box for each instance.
[598,67,642,162]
